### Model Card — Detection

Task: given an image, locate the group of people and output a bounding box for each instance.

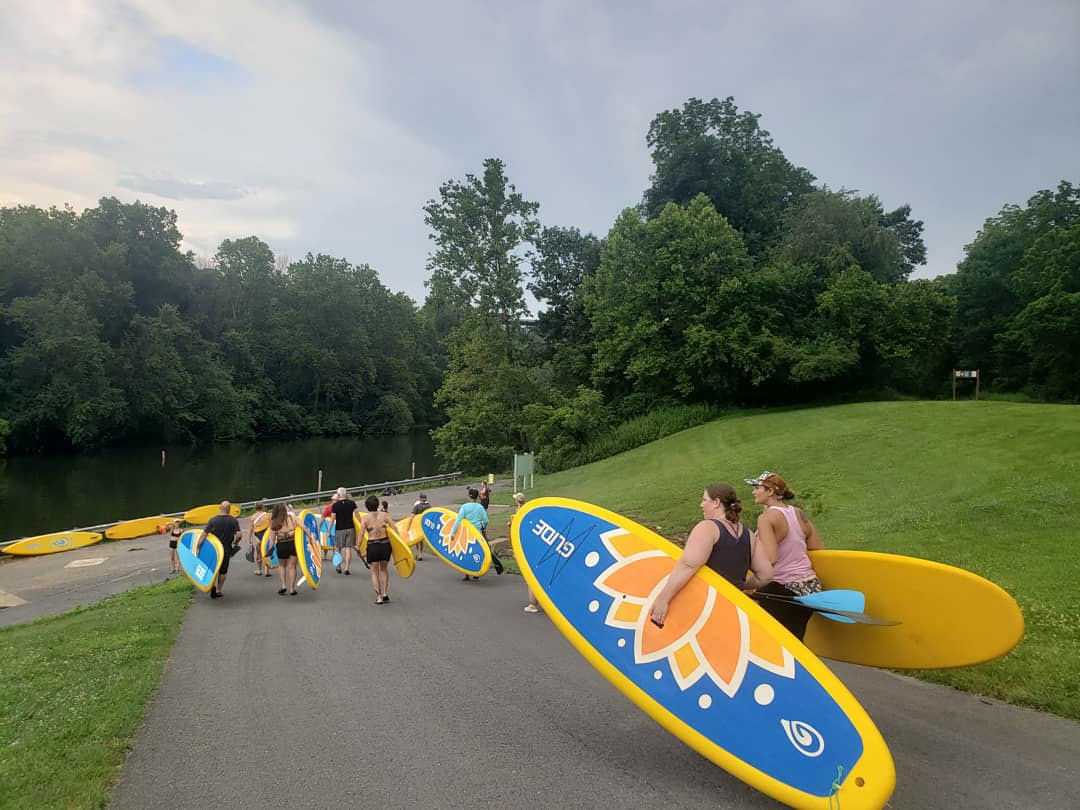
[649,471,826,640]
[177,473,822,643]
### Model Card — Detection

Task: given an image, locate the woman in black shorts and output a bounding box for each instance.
[360,495,394,604]
[168,520,182,574]
[266,503,315,596]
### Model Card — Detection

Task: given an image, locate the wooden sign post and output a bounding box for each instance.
[953,369,980,401]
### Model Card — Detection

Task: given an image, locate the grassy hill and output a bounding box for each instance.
[523,400,1080,720]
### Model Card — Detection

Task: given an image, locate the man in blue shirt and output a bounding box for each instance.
[452,487,504,578]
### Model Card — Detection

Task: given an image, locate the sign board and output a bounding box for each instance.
[514,452,535,491]
[952,369,981,400]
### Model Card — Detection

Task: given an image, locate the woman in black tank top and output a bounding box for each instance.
[648,483,774,628]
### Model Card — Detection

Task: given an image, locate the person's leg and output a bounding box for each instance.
[379,562,389,599]
[370,558,381,601]
[524,586,539,612]
[170,547,179,573]
[288,558,299,593]
[343,544,352,573]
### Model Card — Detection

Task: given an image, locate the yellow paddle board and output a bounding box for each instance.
[395,515,425,547]
[513,498,894,809]
[104,515,173,540]
[386,523,416,578]
[804,550,1024,669]
[183,503,241,524]
[2,531,103,556]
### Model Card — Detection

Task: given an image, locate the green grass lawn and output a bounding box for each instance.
[0,578,191,810]
[519,400,1080,720]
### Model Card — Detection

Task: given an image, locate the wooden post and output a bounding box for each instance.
[952,370,956,401]
[317,469,323,492]
[411,462,416,479]
[975,369,980,401]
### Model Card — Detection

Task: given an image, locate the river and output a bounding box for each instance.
[0,432,440,542]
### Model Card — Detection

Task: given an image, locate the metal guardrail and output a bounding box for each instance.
[0,471,463,548]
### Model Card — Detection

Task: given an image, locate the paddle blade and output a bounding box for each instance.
[333,551,342,567]
[794,589,866,614]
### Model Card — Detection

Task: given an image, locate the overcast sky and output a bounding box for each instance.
[2,0,1078,304]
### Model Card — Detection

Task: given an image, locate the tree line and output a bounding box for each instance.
[1,96,1076,467]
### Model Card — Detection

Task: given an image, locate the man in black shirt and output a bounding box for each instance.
[199,501,242,599]
[331,487,359,574]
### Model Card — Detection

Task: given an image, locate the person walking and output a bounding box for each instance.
[510,493,540,613]
[265,503,316,596]
[196,502,242,599]
[167,520,182,575]
[360,495,394,604]
[407,493,429,560]
[452,487,502,579]
[248,500,271,577]
[331,487,358,575]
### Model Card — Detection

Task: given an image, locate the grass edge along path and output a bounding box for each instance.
[511,400,1080,722]
[0,577,191,810]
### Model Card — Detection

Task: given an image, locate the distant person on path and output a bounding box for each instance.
[266,503,316,596]
[408,493,429,560]
[360,495,394,604]
[452,487,502,579]
[745,471,825,640]
[479,480,492,511]
[321,493,339,560]
[648,483,773,628]
[196,501,242,599]
[167,520,182,575]
[511,492,540,613]
[331,487,358,575]
[248,500,271,577]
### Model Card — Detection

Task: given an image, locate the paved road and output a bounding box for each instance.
[5,489,1078,809]
[103,558,1079,809]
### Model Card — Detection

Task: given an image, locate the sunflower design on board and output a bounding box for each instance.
[593,529,796,698]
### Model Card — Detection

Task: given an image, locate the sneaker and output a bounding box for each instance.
[524,605,540,613]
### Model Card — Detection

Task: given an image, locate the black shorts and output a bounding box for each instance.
[754,582,814,641]
[367,539,391,564]
[276,539,297,559]
[168,540,178,549]
[219,549,232,577]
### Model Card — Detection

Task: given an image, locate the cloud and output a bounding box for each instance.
[118,173,248,201]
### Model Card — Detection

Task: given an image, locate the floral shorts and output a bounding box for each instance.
[784,576,823,597]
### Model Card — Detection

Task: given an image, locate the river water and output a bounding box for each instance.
[0,432,440,542]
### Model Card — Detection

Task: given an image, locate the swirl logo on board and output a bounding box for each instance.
[780,719,825,757]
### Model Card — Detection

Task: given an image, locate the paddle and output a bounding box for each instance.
[753,590,901,626]
[332,550,343,568]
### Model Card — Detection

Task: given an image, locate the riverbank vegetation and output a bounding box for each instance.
[2,96,1076,470]
[523,400,1080,721]
[0,578,191,809]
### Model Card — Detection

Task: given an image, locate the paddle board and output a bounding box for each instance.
[104,515,173,540]
[803,550,1024,669]
[2,531,103,556]
[319,516,335,549]
[295,510,322,589]
[183,503,241,524]
[395,514,426,547]
[512,498,894,809]
[260,529,279,569]
[177,529,224,593]
[418,506,492,577]
[386,523,416,578]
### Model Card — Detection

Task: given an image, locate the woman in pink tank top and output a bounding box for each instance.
[745,471,825,640]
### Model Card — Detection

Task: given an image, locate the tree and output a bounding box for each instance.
[423,157,539,346]
[528,226,602,389]
[950,181,1080,374]
[586,196,760,404]
[424,158,542,469]
[643,97,816,255]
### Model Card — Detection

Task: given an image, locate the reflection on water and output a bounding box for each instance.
[0,432,439,541]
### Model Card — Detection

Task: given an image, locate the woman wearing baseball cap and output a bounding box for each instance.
[745,471,826,641]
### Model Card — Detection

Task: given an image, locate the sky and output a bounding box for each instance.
[1,0,1078,305]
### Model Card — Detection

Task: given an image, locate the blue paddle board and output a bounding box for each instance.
[296,510,322,589]
[178,528,224,593]
[419,506,491,577]
[319,516,336,549]
[260,530,279,568]
[512,497,894,809]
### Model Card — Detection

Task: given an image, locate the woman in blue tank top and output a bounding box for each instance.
[648,483,773,628]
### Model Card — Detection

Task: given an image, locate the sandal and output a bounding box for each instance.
[289,591,298,596]
[277,588,287,595]
[374,598,385,605]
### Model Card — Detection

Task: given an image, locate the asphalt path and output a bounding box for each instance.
[4,490,1078,809]
[104,558,1079,809]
